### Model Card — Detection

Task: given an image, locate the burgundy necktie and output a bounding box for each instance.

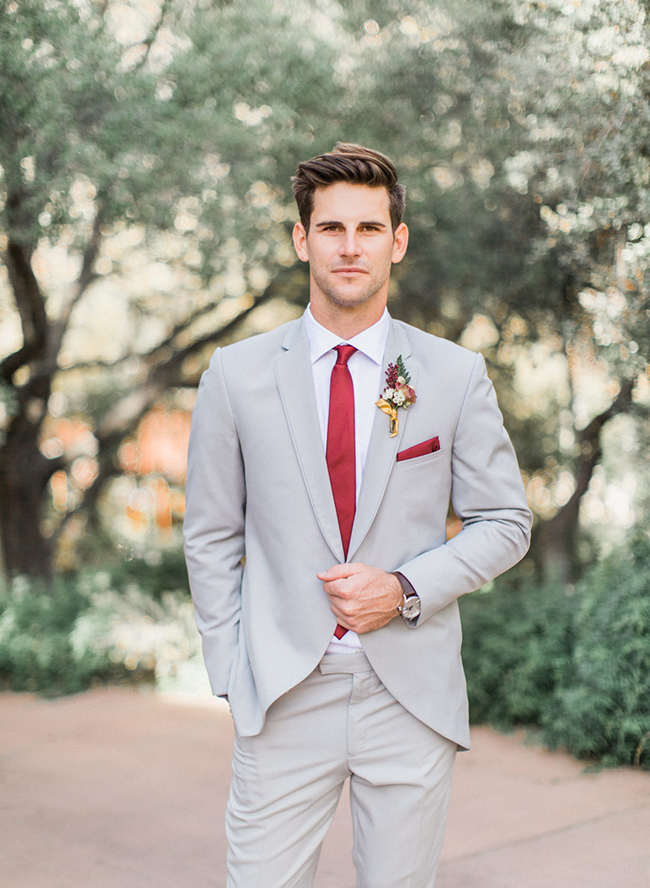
[326,344,357,639]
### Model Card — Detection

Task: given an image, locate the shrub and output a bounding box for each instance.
[460,566,574,728]
[542,537,650,768]
[105,548,190,600]
[460,536,650,769]
[0,568,201,696]
[71,584,201,682]
[0,576,112,694]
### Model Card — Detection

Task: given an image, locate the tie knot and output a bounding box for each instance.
[335,344,357,366]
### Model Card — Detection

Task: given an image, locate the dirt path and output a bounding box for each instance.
[1,688,649,887]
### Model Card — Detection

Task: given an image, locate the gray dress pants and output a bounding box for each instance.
[226,652,457,888]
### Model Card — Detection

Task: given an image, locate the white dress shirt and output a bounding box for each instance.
[303,305,390,653]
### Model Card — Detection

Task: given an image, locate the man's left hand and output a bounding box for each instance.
[317,563,403,634]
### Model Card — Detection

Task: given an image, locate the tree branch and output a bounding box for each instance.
[96,382,163,441]
[141,298,224,362]
[46,277,290,559]
[48,457,121,548]
[573,377,635,494]
[18,207,106,387]
[0,238,48,381]
[93,288,270,440]
[563,377,635,519]
[52,281,278,382]
[540,377,636,581]
[152,286,278,380]
[547,379,634,526]
[56,356,140,373]
[57,286,277,530]
[49,205,105,358]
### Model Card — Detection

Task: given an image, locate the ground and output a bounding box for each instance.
[1,688,649,887]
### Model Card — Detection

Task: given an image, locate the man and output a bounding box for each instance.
[184,143,532,887]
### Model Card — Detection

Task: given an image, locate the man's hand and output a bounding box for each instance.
[317,563,403,634]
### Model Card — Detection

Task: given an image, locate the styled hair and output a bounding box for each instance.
[292,142,405,233]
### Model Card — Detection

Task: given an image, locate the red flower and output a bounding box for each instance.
[385,363,399,389]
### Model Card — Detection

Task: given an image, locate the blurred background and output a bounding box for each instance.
[0,0,649,769]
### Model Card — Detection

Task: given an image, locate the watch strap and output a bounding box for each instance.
[392,571,421,625]
[393,571,418,601]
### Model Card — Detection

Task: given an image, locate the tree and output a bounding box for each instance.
[1,0,649,582]
[337,0,650,579]
[481,0,650,578]
[0,0,348,578]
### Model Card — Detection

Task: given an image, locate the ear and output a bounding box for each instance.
[292,222,310,262]
[391,222,409,264]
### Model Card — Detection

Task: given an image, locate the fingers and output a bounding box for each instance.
[317,563,361,603]
[327,588,359,619]
[319,564,365,625]
[320,579,352,602]
[318,563,384,602]
[317,564,402,634]
[316,562,361,582]
[328,601,395,635]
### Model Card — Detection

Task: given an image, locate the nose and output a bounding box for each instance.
[339,228,361,259]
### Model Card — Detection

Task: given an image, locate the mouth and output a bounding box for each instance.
[332,267,368,275]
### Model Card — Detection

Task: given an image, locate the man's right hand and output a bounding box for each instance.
[317,562,403,634]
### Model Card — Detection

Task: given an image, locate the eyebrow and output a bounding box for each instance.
[314,220,388,229]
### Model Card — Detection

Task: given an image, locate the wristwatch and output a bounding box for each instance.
[393,572,421,626]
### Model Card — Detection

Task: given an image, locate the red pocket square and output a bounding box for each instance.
[396,436,440,462]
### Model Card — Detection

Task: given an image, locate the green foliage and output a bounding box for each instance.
[395,355,411,385]
[0,0,650,573]
[461,535,650,769]
[1,0,649,583]
[0,559,196,695]
[461,566,575,727]
[107,548,190,600]
[543,537,650,768]
[0,575,111,694]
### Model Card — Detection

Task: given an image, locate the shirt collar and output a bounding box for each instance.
[303,305,390,366]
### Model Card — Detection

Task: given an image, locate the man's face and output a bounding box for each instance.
[292,182,408,315]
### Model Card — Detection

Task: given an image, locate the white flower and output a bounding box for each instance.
[393,390,406,406]
[397,376,406,385]
[384,387,395,400]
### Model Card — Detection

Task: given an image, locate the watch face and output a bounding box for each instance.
[402,596,421,620]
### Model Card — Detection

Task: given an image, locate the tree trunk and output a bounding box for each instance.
[538,378,634,583]
[0,404,60,581]
[539,471,588,585]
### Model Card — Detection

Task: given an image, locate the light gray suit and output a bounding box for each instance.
[184,314,532,751]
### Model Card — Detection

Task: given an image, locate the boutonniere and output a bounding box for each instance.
[376,355,416,437]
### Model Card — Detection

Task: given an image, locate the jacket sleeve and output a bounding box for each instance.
[396,352,532,623]
[183,347,245,695]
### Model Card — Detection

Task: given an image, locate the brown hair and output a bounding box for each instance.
[292,142,405,233]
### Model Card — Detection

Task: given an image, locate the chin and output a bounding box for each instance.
[322,284,381,308]
[327,294,374,308]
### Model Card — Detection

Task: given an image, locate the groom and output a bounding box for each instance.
[184,143,532,887]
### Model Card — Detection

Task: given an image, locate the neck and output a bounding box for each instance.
[309,300,386,340]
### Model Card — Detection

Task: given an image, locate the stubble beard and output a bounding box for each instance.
[311,265,390,309]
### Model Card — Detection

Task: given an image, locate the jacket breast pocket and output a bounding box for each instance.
[384,445,450,529]
[396,436,440,462]
[394,446,445,469]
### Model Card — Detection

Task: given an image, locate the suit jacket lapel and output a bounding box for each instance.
[274,319,345,562]
[348,320,417,561]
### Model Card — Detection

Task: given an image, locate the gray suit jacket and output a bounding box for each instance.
[183,315,532,748]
